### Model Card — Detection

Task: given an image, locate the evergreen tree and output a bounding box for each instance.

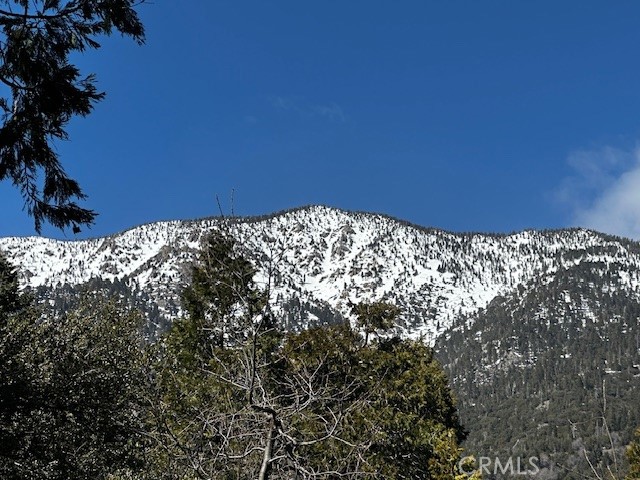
[178,230,269,360]
[280,326,467,479]
[351,300,400,345]
[0,250,27,318]
[0,0,145,232]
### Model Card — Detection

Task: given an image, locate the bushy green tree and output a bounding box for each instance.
[0,251,36,474]
[281,325,467,479]
[0,252,146,479]
[0,0,145,232]
[351,300,400,345]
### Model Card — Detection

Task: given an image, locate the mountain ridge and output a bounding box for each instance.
[5,203,627,242]
[1,205,639,344]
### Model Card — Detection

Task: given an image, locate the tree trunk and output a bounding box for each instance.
[258,418,275,480]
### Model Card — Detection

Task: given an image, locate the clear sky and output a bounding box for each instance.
[3,1,640,240]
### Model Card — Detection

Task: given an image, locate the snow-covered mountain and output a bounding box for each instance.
[2,205,640,344]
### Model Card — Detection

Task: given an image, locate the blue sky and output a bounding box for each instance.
[3,1,640,239]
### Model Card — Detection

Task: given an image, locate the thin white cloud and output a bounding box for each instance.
[310,102,346,122]
[269,96,346,122]
[558,145,640,239]
[270,96,298,111]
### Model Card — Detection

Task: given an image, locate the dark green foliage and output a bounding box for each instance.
[181,231,268,352]
[0,0,145,232]
[13,304,145,480]
[351,300,400,344]
[281,326,466,479]
[0,301,146,480]
[0,251,28,319]
[0,252,146,479]
[0,253,36,475]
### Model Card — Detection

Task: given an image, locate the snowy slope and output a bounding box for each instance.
[2,206,640,343]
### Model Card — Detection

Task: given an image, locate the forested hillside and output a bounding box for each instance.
[436,256,640,479]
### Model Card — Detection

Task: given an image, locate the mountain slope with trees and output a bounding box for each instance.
[436,256,640,479]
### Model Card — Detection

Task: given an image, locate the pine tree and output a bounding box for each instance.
[351,300,400,345]
[0,0,145,232]
[0,251,27,319]
[179,230,267,353]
